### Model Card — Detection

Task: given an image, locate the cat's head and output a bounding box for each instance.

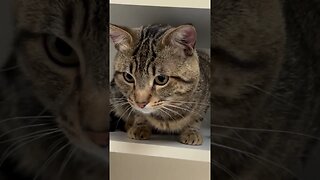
[110,24,200,115]
[13,0,108,160]
[212,0,285,136]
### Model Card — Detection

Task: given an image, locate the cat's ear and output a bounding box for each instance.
[109,24,134,52]
[162,25,197,56]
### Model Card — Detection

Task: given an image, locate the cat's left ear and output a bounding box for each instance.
[162,24,197,56]
[109,24,134,52]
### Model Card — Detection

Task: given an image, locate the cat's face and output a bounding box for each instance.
[110,24,200,115]
[212,0,285,129]
[212,0,287,177]
[14,0,108,159]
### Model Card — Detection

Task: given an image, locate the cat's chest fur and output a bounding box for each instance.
[145,110,195,131]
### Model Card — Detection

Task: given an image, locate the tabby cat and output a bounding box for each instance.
[212,0,320,179]
[109,24,209,145]
[0,0,108,179]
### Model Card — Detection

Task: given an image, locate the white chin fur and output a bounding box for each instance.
[135,107,155,114]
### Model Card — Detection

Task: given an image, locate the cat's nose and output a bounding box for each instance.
[137,102,148,108]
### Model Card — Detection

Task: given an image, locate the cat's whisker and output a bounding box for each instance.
[213,134,283,177]
[110,101,127,107]
[212,132,262,151]
[159,108,175,121]
[165,104,192,112]
[1,129,61,155]
[47,136,67,155]
[30,136,66,179]
[230,130,267,154]
[111,97,127,100]
[110,99,133,130]
[228,130,285,170]
[124,108,134,124]
[212,124,320,141]
[167,100,210,106]
[245,84,301,110]
[110,100,124,104]
[165,104,203,117]
[162,106,184,119]
[0,123,56,139]
[212,160,238,180]
[0,66,19,73]
[0,128,60,143]
[33,142,71,180]
[57,147,77,179]
[0,116,55,125]
[110,104,127,113]
[212,132,283,174]
[110,101,130,112]
[115,105,132,129]
[110,100,126,105]
[0,129,63,167]
[212,142,298,178]
[110,97,128,102]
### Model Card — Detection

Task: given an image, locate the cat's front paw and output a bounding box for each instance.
[127,126,152,140]
[179,130,203,145]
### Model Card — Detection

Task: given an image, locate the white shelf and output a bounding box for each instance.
[109,2,210,179]
[110,127,210,162]
[110,0,210,9]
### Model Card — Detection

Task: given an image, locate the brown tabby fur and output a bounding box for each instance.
[110,24,210,145]
[212,0,320,179]
[0,0,108,179]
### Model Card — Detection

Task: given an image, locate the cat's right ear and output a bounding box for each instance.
[161,25,197,56]
[109,24,133,52]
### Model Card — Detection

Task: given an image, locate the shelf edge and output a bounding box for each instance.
[110,0,210,9]
[110,140,210,162]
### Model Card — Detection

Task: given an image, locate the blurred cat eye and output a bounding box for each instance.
[123,72,135,83]
[44,35,79,67]
[154,75,169,85]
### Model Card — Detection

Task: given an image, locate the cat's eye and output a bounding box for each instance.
[123,72,135,83]
[45,35,79,67]
[154,75,169,86]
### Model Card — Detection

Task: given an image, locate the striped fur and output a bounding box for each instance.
[212,0,320,179]
[110,24,210,145]
[0,1,108,179]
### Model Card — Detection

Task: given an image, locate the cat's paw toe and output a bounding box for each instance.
[179,130,203,145]
[127,126,151,140]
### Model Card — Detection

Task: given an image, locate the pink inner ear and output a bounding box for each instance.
[182,27,196,48]
[109,31,124,45]
[109,26,131,52]
[176,26,196,49]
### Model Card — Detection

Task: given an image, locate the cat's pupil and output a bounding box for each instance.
[123,72,134,83]
[155,75,168,85]
[157,76,166,82]
[55,38,73,56]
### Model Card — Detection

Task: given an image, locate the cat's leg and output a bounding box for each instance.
[179,117,203,145]
[127,114,152,140]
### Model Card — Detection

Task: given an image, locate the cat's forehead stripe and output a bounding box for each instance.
[142,24,171,39]
[131,25,171,74]
[133,24,170,57]
[64,2,75,38]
